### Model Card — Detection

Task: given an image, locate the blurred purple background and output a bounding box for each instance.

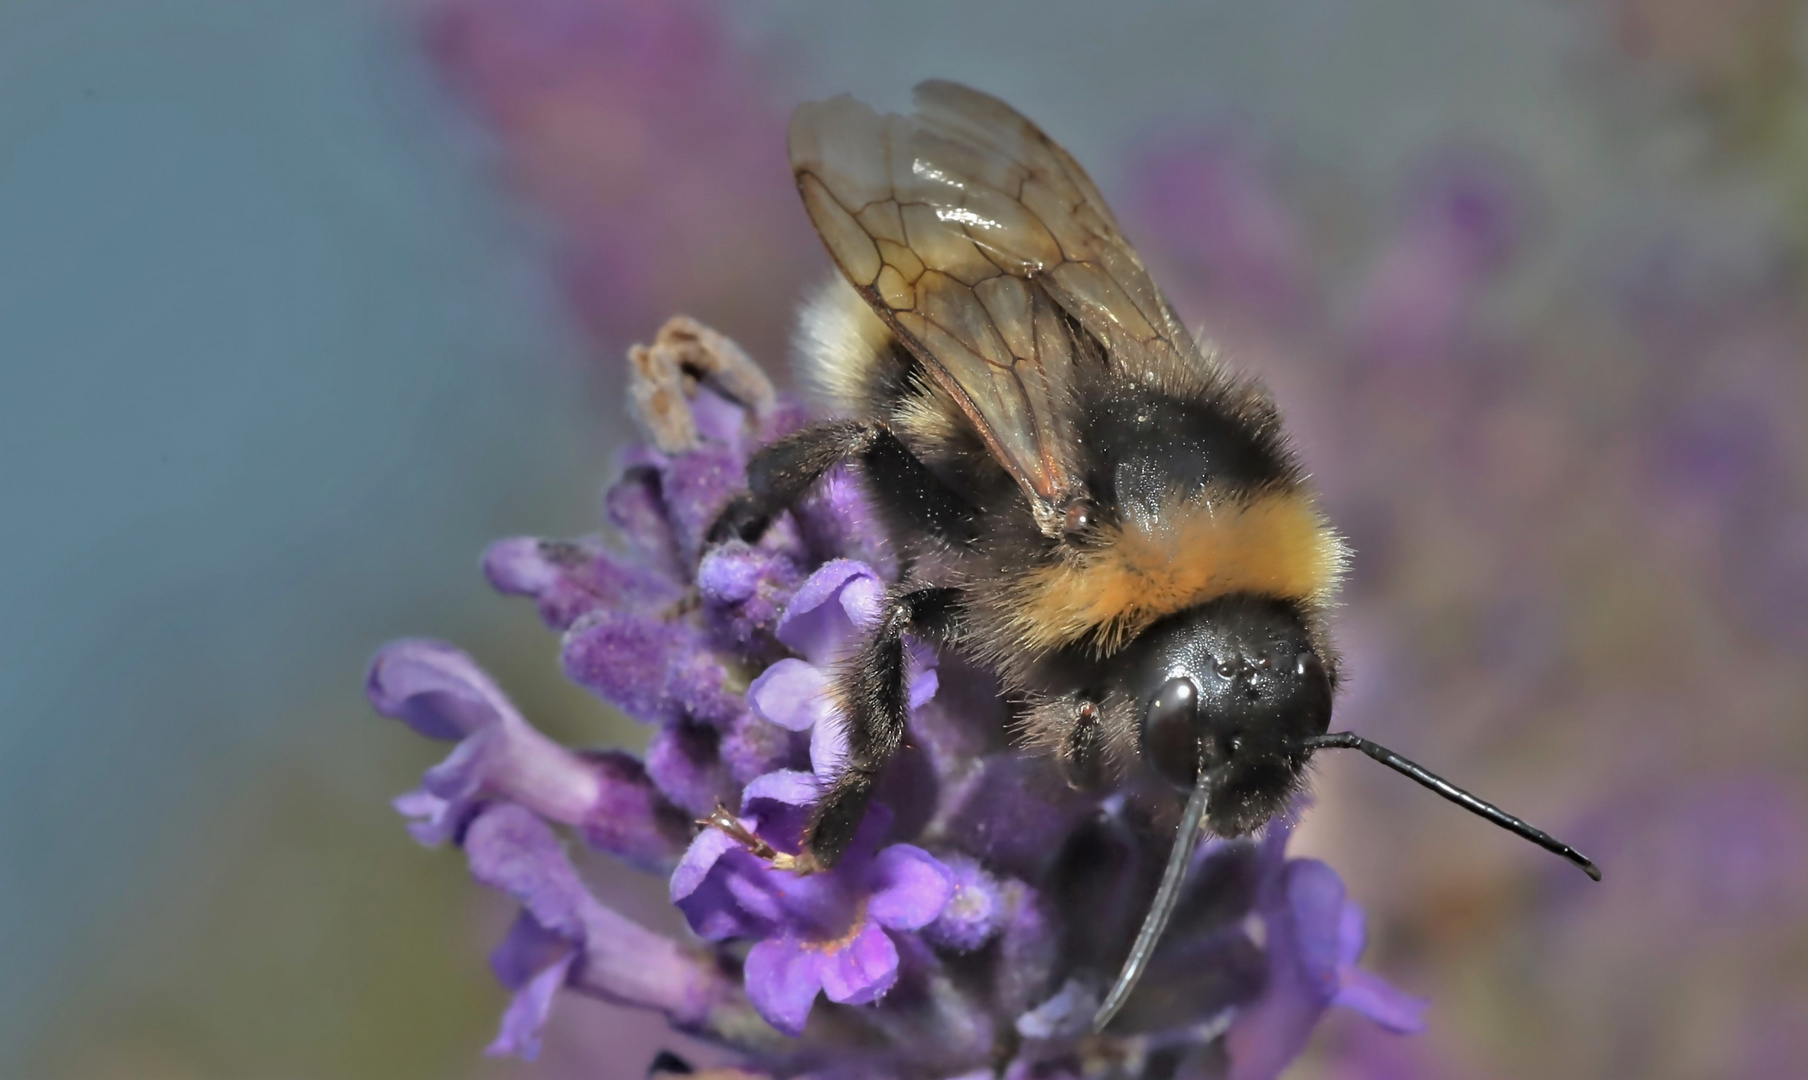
[7,0,1807,1077]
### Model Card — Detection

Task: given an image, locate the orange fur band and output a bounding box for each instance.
[1003,489,1345,656]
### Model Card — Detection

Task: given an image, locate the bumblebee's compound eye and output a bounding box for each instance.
[1295,650,1333,737]
[1142,676,1201,789]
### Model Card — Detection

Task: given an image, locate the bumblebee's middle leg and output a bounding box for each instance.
[799,584,963,871]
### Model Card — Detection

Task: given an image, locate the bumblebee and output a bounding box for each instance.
[707,81,1599,1028]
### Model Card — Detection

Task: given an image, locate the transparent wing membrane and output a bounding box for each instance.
[789,81,1200,533]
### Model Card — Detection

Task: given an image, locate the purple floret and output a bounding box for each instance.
[673,779,955,1035]
[745,559,938,784]
[484,535,680,630]
[924,853,1011,953]
[1226,816,1428,1079]
[368,333,1424,1079]
[367,638,686,867]
[563,610,746,728]
[464,803,748,1059]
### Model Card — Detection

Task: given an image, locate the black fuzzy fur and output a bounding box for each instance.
[808,585,963,867]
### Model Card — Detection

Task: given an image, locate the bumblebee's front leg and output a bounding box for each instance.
[710,417,976,548]
[797,584,963,872]
[708,420,879,544]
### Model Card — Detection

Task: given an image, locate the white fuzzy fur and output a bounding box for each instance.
[792,275,893,416]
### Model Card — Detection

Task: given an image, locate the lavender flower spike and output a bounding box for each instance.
[370,316,1424,1078]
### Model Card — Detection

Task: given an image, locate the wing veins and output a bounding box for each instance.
[789,83,1203,533]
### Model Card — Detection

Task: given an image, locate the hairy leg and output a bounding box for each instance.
[799,585,963,871]
[1060,696,1106,790]
[710,417,979,547]
[708,420,879,544]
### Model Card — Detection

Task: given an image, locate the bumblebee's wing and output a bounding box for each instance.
[789,81,1197,534]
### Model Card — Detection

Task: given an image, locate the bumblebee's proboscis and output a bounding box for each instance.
[699,80,1600,1031]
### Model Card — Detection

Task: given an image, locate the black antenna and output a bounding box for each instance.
[1092,769,1213,1032]
[1302,732,1601,881]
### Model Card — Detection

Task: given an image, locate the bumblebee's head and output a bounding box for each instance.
[1113,595,1332,836]
[1092,599,1600,1036]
